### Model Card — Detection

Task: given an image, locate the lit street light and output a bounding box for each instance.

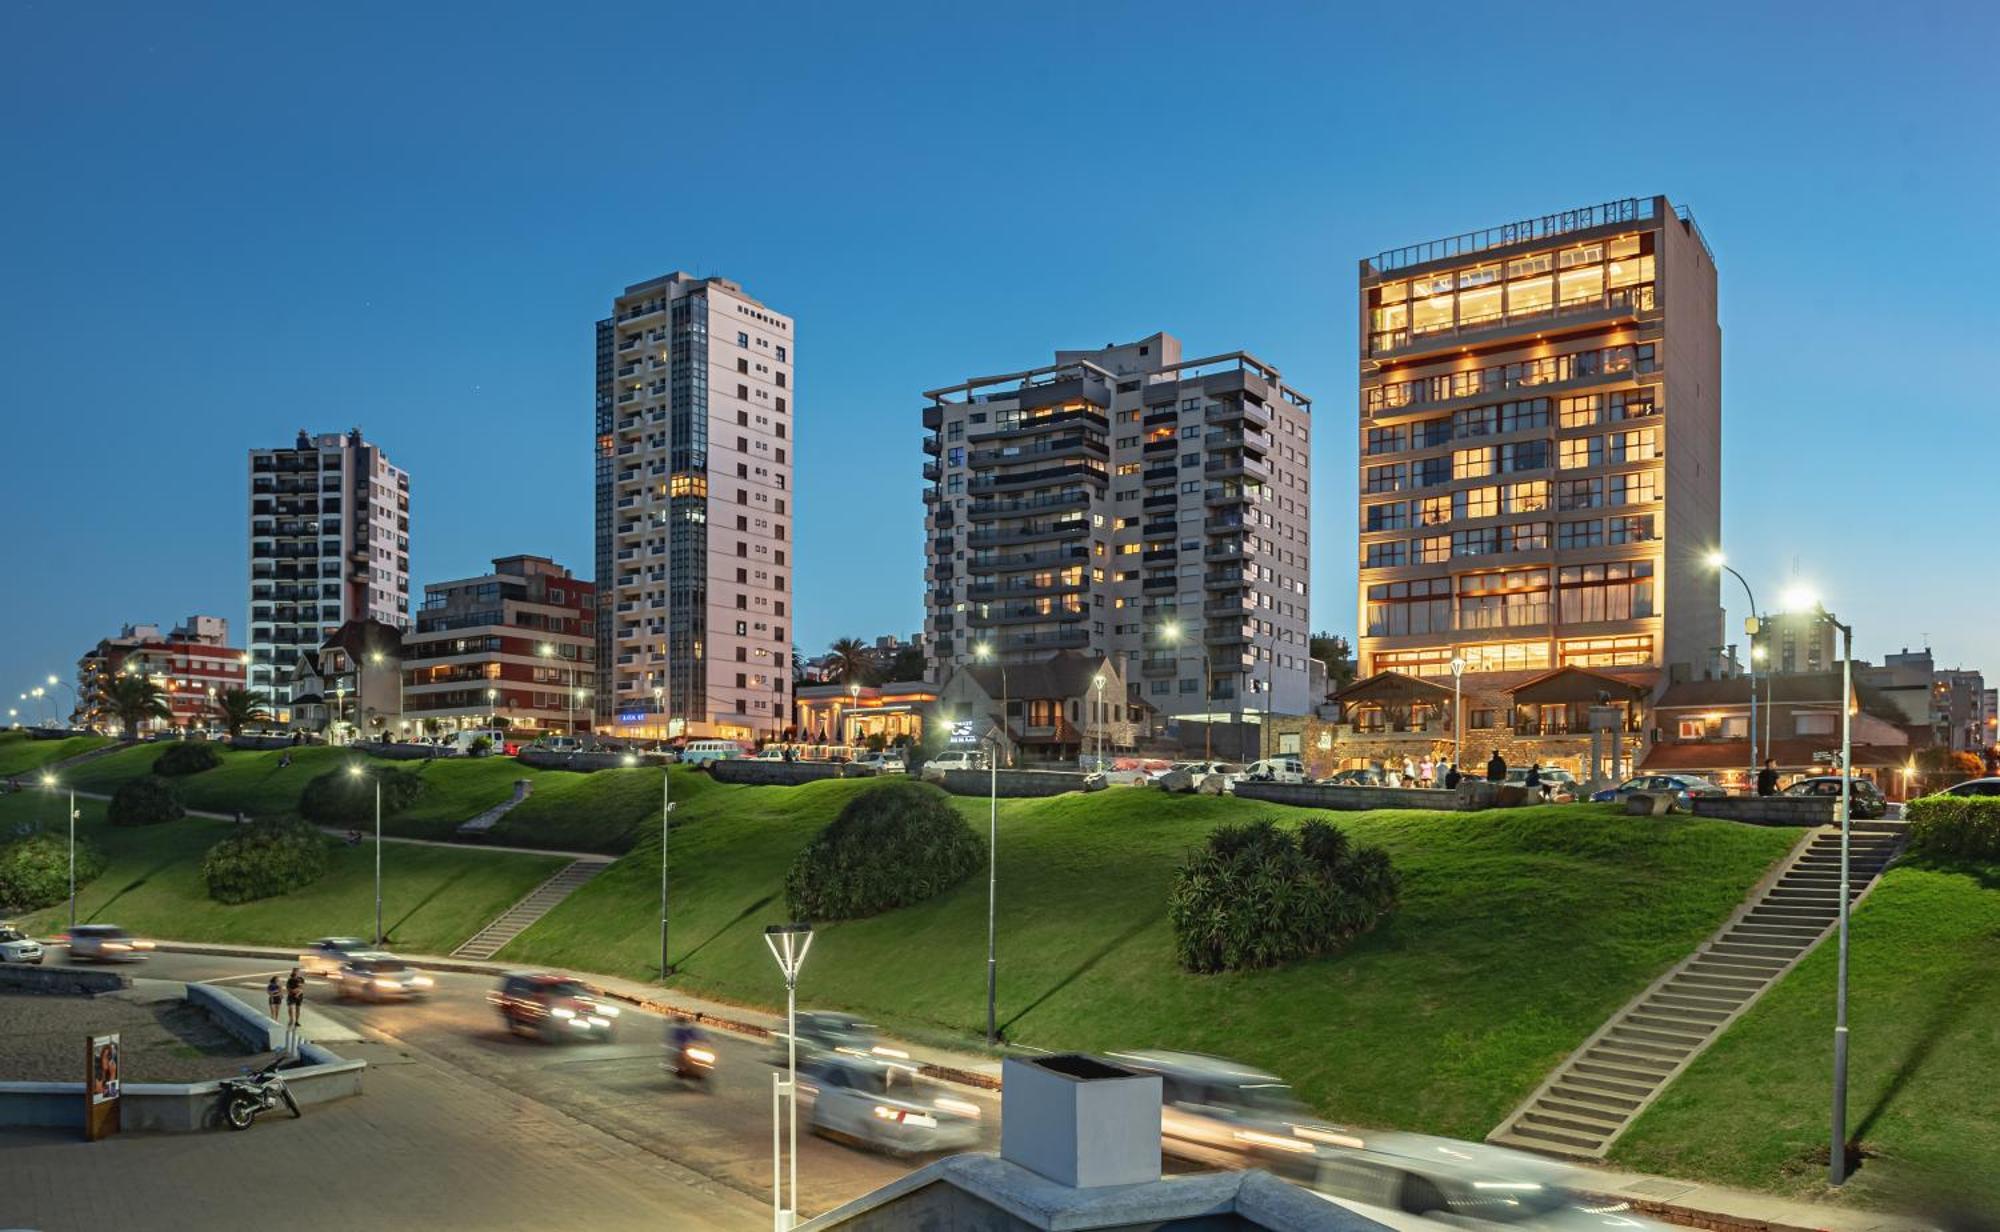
[1159,620,1214,762]
[1449,656,1466,774]
[1784,587,1857,1185]
[1092,672,1107,773]
[1707,552,1764,788]
[972,642,1009,768]
[764,923,813,1231]
[347,764,383,945]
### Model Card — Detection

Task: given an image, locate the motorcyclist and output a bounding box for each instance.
[669,1019,710,1079]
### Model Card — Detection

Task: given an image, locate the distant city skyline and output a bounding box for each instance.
[2,2,1993,702]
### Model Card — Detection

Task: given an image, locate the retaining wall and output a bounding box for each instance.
[1691,797,1835,826]
[515,749,646,773]
[709,760,869,787]
[0,966,129,996]
[350,740,449,762]
[1232,781,1458,811]
[933,769,1091,798]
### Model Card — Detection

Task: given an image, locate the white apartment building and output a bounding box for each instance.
[247,429,410,706]
[595,273,795,742]
[922,333,1315,723]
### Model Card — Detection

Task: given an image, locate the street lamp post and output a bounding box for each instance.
[1708,553,1761,791]
[764,924,813,1231]
[984,727,1000,1045]
[1449,657,1466,774]
[1158,621,1215,762]
[847,682,860,754]
[974,642,1009,769]
[1093,673,1106,772]
[487,687,497,731]
[1786,589,1856,1185]
[42,774,77,928]
[660,754,674,981]
[348,765,383,945]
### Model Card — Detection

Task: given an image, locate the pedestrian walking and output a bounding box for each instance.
[284,967,306,1028]
[1526,763,1546,800]
[1444,763,1462,790]
[1756,757,1779,797]
[266,975,283,1021]
[1401,756,1416,785]
[1486,750,1507,782]
[1417,756,1435,788]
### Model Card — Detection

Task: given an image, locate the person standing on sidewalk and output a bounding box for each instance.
[1757,757,1779,797]
[266,975,283,1020]
[284,967,306,1028]
[1486,750,1507,782]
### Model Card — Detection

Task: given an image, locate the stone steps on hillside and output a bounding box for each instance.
[450,859,609,960]
[1488,825,1903,1160]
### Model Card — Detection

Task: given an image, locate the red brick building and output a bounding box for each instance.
[400,555,595,736]
[76,616,247,734]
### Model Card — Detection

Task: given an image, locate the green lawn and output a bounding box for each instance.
[0,731,113,777]
[1,793,566,955]
[502,779,1796,1139]
[53,741,662,850]
[1614,855,2000,1210]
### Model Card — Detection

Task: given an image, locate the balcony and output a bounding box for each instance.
[1142,576,1176,592]
[1141,548,1177,564]
[1204,398,1271,432]
[1204,515,1246,534]
[965,522,1090,549]
[972,544,1088,574]
[1204,569,1246,589]
[1008,629,1091,651]
[966,576,1086,601]
[1142,408,1177,428]
[1204,454,1272,484]
[968,462,1106,494]
[966,405,1108,444]
[1204,487,1251,508]
[922,461,941,482]
[1141,657,1178,677]
[967,435,1106,469]
[1368,283,1658,360]
[966,490,1093,521]
[921,433,941,455]
[923,405,943,430]
[967,603,1088,627]
[1204,540,1246,563]
[1142,436,1178,456]
[1207,621,1255,644]
[1142,493,1178,510]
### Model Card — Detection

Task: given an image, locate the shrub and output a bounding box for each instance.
[299,765,426,826]
[0,833,107,911]
[1905,795,2000,862]
[469,736,494,757]
[108,775,185,827]
[784,779,982,921]
[153,742,222,777]
[1169,818,1400,973]
[201,818,330,904]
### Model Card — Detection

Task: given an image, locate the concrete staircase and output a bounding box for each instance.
[1490,823,1904,1159]
[450,858,609,961]
[457,778,534,836]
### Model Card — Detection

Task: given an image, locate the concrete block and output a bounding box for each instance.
[999,1055,1161,1190]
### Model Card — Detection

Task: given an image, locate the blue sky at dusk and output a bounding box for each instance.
[2,1,1993,707]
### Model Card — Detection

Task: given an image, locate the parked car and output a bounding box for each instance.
[921,749,988,779]
[62,924,154,963]
[1589,774,1728,809]
[1304,1130,1670,1231]
[329,954,434,1001]
[770,1010,907,1066]
[679,739,746,768]
[802,1056,982,1156]
[1325,767,1385,787]
[0,924,44,965]
[1783,776,1889,819]
[1504,766,1581,802]
[299,936,374,978]
[530,736,585,754]
[1241,757,1308,785]
[1939,777,2000,798]
[1167,761,1243,791]
[490,972,621,1042]
[852,751,907,774]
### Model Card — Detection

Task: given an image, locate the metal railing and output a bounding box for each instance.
[1369,197,1658,274]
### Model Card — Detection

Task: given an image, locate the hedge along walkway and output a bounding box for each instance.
[0,793,565,956]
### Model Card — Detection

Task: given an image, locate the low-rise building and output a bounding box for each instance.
[929,651,1136,766]
[1641,671,1912,795]
[288,619,405,741]
[400,555,595,737]
[75,616,245,733]
[793,680,940,752]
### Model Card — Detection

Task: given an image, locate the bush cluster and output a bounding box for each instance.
[201,818,330,904]
[0,833,108,911]
[153,742,222,777]
[1905,795,2000,862]
[784,779,982,921]
[1169,818,1400,974]
[299,766,425,826]
[108,775,185,827]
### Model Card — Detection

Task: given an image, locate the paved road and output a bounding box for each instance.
[7,949,997,1229]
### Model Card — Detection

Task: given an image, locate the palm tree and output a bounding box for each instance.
[104,674,172,738]
[790,645,808,683]
[212,687,272,739]
[826,637,878,685]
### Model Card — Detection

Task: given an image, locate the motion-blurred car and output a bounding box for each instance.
[1782,775,1889,819]
[1325,768,1385,787]
[329,954,434,1001]
[0,924,44,965]
[1304,1131,1668,1231]
[1588,774,1727,809]
[1504,766,1581,802]
[801,1056,981,1155]
[1941,777,2000,798]
[770,1010,909,1066]
[62,924,154,963]
[1108,1050,1336,1168]
[299,936,373,977]
[490,972,621,1041]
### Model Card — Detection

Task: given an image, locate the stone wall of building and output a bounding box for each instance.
[1690,797,1834,827]
[1233,781,1454,812]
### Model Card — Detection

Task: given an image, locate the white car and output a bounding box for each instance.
[1304,1131,1669,1231]
[922,750,987,779]
[299,936,374,978]
[853,752,907,774]
[802,1056,982,1156]
[0,925,44,965]
[1241,758,1308,785]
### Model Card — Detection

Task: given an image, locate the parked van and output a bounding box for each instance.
[449,729,513,756]
[1240,757,1308,785]
[680,739,745,768]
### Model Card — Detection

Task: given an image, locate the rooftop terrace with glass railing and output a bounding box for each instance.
[1366,196,1711,276]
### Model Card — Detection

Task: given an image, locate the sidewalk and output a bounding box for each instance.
[136,938,1914,1232]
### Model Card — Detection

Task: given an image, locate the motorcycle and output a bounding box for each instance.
[667,1031,717,1086]
[219,1061,301,1130]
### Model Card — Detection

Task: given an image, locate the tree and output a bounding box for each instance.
[103,674,172,738]
[790,645,809,683]
[1309,632,1358,695]
[886,646,927,683]
[211,687,272,739]
[1914,745,1984,795]
[825,637,879,685]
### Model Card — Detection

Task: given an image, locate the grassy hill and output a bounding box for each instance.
[501,778,1795,1140]
[0,791,565,954]
[1614,854,2000,1210]
[0,730,113,777]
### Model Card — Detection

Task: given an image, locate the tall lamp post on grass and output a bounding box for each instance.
[1449,656,1466,774]
[40,773,77,928]
[347,764,383,946]
[764,923,813,1231]
[1785,587,1857,1185]
[982,724,1002,1045]
[1157,620,1214,762]
[1707,552,1762,790]
[974,642,1009,768]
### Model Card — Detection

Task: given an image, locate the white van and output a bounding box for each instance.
[680,739,744,767]
[449,729,511,756]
